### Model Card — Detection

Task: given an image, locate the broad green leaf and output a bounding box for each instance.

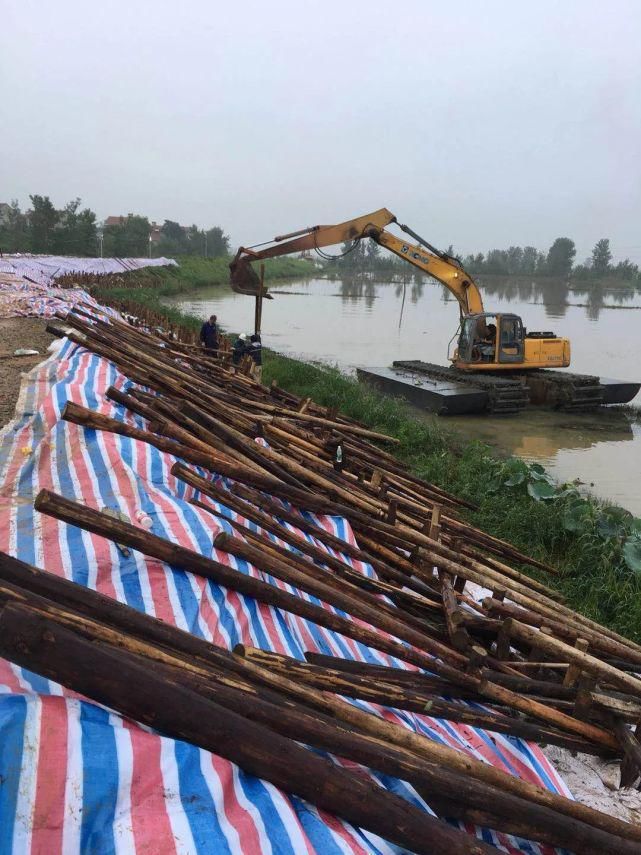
[530,463,546,475]
[623,537,641,573]
[563,504,591,532]
[597,515,620,539]
[529,470,550,482]
[597,506,633,538]
[504,472,526,487]
[555,488,579,499]
[527,481,557,501]
[486,478,503,494]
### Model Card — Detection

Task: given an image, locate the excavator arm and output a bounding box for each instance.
[230,208,484,315]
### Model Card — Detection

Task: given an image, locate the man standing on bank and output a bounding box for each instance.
[199,314,218,354]
[248,333,262,382]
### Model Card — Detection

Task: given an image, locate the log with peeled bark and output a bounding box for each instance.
[483,595,641,668]
[506,619,641,700]
[180,467,442,612]
[212,529,465,666]
[32,488,471,679]
[33,488,622,751]
[0,602,493,855]
[228,646,605,755]
[233,646,637,843]
[0,596,626,854]
[193,501,443,637]
[2,549,635,845]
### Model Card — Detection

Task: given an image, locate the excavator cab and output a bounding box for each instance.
[455,313,525,368]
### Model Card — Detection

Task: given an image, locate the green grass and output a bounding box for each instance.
[96,255,315,298]
[262,352,641,643]
[95,275,641,643]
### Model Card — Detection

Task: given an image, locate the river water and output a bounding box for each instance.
[167,276,641,515]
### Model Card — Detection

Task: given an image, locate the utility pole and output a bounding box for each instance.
[204,230,208,258]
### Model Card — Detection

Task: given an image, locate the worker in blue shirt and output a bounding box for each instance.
[199,315,219,353]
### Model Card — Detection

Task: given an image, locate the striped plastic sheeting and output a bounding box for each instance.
[0,255,177,285]
[0,279,125,321]
[0,337,574,855]
[0,258,175,320]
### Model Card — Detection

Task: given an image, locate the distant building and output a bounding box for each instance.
[104,215,128,227]
[149,221,163,244]
[0,203,11,225]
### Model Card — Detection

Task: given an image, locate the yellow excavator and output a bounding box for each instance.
[230,209,638,414]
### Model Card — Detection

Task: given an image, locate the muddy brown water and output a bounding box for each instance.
[167,276,641,515]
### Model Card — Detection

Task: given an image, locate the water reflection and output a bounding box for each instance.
[475,275,641,321]
[331,274,641,321]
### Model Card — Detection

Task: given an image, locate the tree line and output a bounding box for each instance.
[330,235,639,283]
[461,237,639,282]
[0,196,230,258]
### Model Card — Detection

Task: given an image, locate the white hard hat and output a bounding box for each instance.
[239,333,247,341]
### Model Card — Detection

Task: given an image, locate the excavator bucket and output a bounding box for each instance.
[229,256,272,298]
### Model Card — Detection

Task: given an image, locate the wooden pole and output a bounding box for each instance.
[0,602,491,855]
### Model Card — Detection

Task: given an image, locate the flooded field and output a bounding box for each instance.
[168,276,641,514]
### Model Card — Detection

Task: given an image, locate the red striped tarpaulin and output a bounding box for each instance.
[0,327,574,854]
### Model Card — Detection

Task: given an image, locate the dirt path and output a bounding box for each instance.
[0,319,56,428]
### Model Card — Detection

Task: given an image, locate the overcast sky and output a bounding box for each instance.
[2,0,640,262]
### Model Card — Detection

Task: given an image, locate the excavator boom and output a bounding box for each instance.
[230,208,484,314]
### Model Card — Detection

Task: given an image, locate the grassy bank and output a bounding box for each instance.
[262,353,641,643]
[96,272,641,642]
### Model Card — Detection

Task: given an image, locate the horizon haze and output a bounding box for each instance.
[1,0,640,262]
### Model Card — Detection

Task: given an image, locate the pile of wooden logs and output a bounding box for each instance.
[6,301,636,851]
[2,550,640,854]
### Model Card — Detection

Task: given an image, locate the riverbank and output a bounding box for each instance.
[98,254,315,297]
[93,263,641,643]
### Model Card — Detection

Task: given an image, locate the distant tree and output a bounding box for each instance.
[0,200,29,252]
[103,214,150,257]
[520,246,538,275]
[157,219,189,256]
[28,195,59,253]
[204,226,230,257]
[52,198,81,254]
[571,263,592,281]
[484,249,509,275]
[463,252,485,272]
[185,224,205,255]
[75,207,98,255]
[612,259,639,281]
[535,250,548,274]
[161,220,185,243]
[504,246,523,274]
[365,240,380,270]
[52,198,98,255]
[591,238,612,275]
[546,238,576,277]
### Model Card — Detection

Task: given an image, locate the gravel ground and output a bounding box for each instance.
[0,318,56,428]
